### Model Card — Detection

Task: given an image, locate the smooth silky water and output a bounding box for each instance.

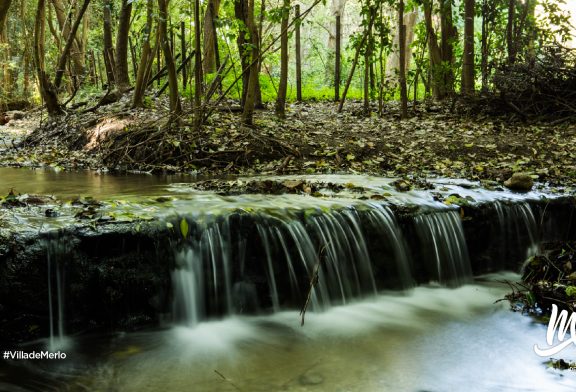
[1,169,574,391]
[2,274,576,391]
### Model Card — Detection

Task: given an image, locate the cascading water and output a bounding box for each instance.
[494,201,540,261]
[412,209,473,286]
[171,202,476,326]
[43,238,70,350]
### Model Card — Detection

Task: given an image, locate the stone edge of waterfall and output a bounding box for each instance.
[0,195,575,346]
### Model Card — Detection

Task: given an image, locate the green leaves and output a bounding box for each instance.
[180,218,189,238]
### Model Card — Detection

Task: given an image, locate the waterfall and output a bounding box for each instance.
[413,210,473,286]
[171,202,476,326]
[494,201,539,261]
[43,238,70,351]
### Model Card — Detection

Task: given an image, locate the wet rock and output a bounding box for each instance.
[6,111,25,121]
[392,179,412,192]
[299,372,324,386]
[45,208,59,217]
[504,173,534,191]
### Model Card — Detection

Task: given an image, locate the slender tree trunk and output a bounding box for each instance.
[90,49,97,86]
[254,0,264,108]
[34,0,63,115]
[0,0,12,37]
[129,36,138,79]
[275,0,290,118]
[180,21,187,88]
[103,0,115,86]
[50,0,84,76]
[236,0,261,108]
[235,0,249,104]
[158,0,181,116]
[1,11,10,100]
[507,0,516,64]
[398,0,408,118]
[54,0,91,89]
[363,49,369,115]
[526,0,537,63]
[363,1,372,116]
[335,13,341,101]
[462,0,475,95]
[295,4,302,102]
[194,0,203,127]
[385,11,417,88]
[480,0,488,91]
[423,0,444,100]
[132,0,155,108]
[242,0,258,125]
[440,0,455,96]
[203,0,220,73]
[115,0,132,91]
[338,11,374,113]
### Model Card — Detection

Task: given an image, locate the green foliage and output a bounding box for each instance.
[180,218,189,238]
[1,0,574,109]
[566,286,576,298]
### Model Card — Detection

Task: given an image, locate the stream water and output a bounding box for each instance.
[1,168,575,391]
[2,274,576,391]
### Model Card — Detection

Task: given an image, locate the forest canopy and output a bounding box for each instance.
[0,0,574,121]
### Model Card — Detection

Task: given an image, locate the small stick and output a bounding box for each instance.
[300,245,327,326]
[214,370,243,391]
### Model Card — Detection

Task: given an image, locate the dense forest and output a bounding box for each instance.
[0,0,572,116]
[0,0,575,177]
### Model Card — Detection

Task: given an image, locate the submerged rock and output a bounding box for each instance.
[299,372,324,386]
[504,173,534,192]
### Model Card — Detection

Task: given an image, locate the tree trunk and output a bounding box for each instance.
[54,0,91,89]
[0,0,12,37]
[235,0,261,108]
[385,10,417,88]
[158,0,181,116]
[480,0,488,92]
[103,0,115,86]
[275,0,290,118]
[34,0,63,115]
[338,10,374,113]
[194,0,203,127]
[115,0,132,91]
[1,8,10,100]
[50,0,84,76]
[423,0,445,100]
[461,0,475,95]
[241,0,258,125]
[180,21,187,88]
[507,0,516,64]
[132,0,155,108]
[440,0,455,96]
[235,0,249,104]
[398,0,408,119]
[254,0,264,108]
[363,48,369,115]
[295,4,302,102]
[203,0,220,73]
[335,13,341,101]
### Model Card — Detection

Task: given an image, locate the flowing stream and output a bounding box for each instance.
[1,169,575,391]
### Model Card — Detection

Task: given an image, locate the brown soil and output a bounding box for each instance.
[0,100,575,189]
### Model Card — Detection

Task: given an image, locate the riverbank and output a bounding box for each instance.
[0,100,575,189]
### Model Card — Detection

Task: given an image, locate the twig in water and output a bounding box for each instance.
[300,245,327,326]
[214,370,243,391]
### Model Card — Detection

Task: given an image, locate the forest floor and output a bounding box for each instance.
[1,98,576,190]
